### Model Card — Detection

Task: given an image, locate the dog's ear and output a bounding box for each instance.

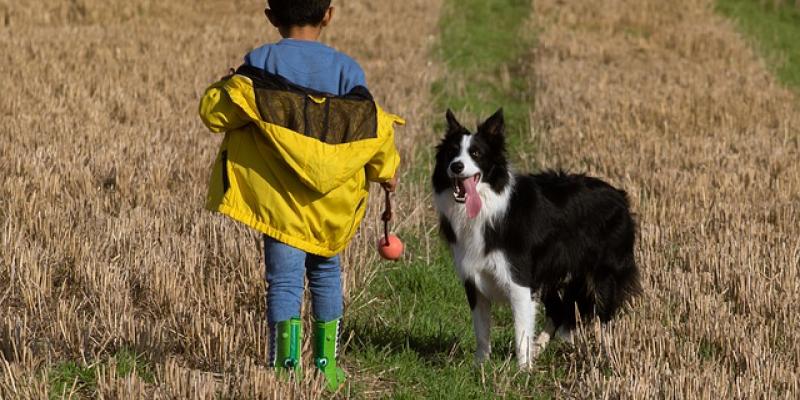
[479,108,505,136]
[446,109,464,132]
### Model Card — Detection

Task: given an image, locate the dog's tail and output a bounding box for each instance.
[593,253,641,323]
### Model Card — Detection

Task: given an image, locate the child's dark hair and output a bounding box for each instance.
[268,0,332,27]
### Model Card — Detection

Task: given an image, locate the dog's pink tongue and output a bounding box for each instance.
[464,176,482,219]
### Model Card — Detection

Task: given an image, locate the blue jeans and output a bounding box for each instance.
[264,236,343,324]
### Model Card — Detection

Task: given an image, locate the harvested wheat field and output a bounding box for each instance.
[532,0,800,398]
[0,0,441,398]
[3,0,800,398]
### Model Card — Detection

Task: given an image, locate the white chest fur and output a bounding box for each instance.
[434,178,515,302]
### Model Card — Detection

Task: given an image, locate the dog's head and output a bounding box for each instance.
[432,109,510,218]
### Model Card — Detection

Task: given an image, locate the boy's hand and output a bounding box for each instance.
[380,176,398,193]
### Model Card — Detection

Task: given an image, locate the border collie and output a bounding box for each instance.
[432,109,640,367]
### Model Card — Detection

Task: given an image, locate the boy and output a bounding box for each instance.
[198,0,402,391]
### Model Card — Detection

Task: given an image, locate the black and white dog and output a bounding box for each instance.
[433,109,640,367]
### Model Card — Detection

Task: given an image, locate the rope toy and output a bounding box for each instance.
[377,188,404,261]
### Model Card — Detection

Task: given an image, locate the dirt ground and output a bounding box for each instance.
[0,0,441,397]
[532,0,800,397]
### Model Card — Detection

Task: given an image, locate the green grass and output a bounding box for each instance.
[717,0,800,90]
[435,0,535,151]
[49,362,98,399]
[48,348,154,399]
[345,0,563,397]
[346,238,566,398]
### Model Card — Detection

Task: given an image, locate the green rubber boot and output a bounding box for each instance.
[272,318,302,376]
[313,318,346,391]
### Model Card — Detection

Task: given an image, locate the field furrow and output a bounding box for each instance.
[0,1,442,398]
[532,0,800,397]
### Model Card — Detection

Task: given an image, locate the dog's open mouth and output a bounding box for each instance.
[451,174,483,219]
[452,174,480,203]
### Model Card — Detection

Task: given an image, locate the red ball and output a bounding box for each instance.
[377,234,404,261]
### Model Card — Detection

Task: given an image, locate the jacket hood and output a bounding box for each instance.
[204,67,403,195]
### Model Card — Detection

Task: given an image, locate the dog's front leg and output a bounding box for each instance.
[509,284,537,369]
[465,280,491,364]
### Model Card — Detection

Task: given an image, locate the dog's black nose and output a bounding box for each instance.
[450,161,464,174]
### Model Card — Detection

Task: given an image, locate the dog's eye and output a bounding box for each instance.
[470,149,481,158]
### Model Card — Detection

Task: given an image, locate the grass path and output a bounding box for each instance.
[345,0,570,398]
[717,0,800,90]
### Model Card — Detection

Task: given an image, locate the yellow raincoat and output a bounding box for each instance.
[199,66,403,257]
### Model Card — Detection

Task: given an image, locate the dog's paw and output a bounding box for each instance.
[556,326,574,344]
[473,350,491,365]
[532,331,552,357]
[517,358,534,371]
